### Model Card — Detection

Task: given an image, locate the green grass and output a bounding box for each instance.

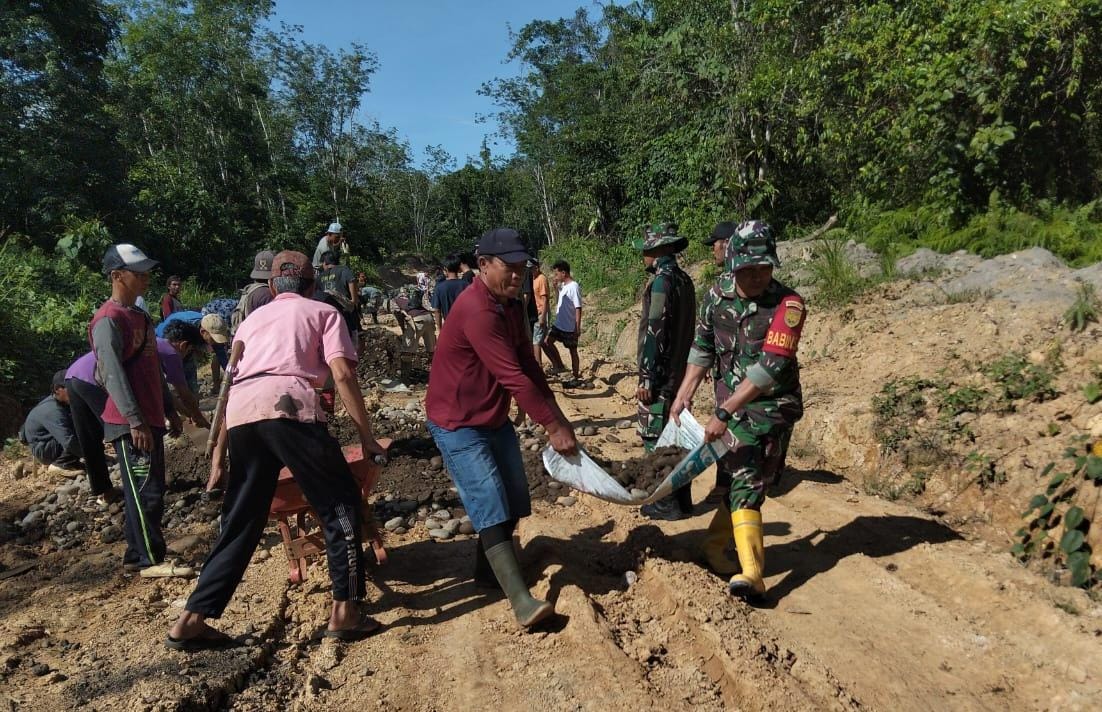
[807,231,884,307]
[1064,281,1099,332]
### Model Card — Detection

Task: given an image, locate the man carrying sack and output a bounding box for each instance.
[634,223,697,520]
[168,250,386,650]
[671,221,806,600]
[425,228,577,629]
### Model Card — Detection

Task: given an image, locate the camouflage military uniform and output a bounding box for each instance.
[637,252,696,447]
[689,235,806,512]
[392,284,436,356]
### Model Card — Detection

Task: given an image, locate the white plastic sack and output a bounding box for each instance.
[654,409,706,450]
[541,447,638,504]
[542,410,730,506]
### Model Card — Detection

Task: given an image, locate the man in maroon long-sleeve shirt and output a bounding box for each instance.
[426,228,578,629]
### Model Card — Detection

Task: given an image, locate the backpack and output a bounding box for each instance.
[231,282,268,335]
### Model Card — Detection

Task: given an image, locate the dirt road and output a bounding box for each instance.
[1,344,1100,711]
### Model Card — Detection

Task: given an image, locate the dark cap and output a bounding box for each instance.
[270,250,314,281]
[102,244,158,274]
[476,228,532,263]
[250,250,275,280]
[52,369,68,391]
[704,221,737,246]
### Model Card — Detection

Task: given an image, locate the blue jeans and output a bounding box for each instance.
[426,419,530,532]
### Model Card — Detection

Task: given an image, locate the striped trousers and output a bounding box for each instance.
[115,432,167,568]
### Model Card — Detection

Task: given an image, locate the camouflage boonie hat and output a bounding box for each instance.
[633,223,688,253]
[725,220,780,272]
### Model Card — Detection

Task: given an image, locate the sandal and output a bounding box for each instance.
[165,627,241,652]
[323,616,383,641]
[140,562,196,579]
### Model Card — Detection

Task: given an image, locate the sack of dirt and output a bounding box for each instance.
[542,412,729,506]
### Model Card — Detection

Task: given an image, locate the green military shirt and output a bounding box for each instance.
[688,277,805,405]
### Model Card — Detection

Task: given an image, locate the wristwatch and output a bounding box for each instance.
[714,407,733,422]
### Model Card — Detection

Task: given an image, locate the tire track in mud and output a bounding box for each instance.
[588,560,863,711]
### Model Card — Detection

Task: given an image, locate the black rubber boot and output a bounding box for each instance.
[484,541,553,627]
[640,485,694,521]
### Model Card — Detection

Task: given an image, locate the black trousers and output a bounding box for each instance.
[116,431,167,567]
[186,419,366,618]
[66,378,113,494]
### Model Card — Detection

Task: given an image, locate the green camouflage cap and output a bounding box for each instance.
[633,223,688,253]
[725,220,780,272]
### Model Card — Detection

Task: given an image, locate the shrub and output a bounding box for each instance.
[982,351,1061,407]
[1064,280,1099,332]
[0,237,105,414]
[1014,438,1101,590]
[807,231,881,307]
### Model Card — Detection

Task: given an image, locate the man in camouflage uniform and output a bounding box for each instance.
[701,221,738,505]
[391,283,436,379]
[671,220,805,600]
[632,224,698,520]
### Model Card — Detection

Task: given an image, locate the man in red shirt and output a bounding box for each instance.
[167,250,386,650]
[426,228,578,629]
[160,275,184,318]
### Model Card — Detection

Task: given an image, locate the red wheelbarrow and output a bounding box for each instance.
[268,439,392,584]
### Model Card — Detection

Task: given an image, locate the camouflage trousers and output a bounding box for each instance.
[717,396,801,512]
[637,388,674,451]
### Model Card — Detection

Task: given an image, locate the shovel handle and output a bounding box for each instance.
[205,340,244,458]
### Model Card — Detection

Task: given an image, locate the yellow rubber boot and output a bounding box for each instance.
[702,508,739,575]
[727,509,766,600]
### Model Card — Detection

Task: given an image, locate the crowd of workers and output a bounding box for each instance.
[16,217,804,649]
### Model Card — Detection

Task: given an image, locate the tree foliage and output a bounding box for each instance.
[482,0,1102,257]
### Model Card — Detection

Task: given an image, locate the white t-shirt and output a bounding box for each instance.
[554,281,583,332]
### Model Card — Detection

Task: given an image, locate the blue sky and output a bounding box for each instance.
[270,0,606,168]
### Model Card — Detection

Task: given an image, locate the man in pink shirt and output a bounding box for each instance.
[426,228,578,629]
[168,251,386,650]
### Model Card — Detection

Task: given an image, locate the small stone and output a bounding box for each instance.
[307,674,330,695]
[12,462,26,480]
[429,456,443,468]
[547,481,563,490]
[20,511,44,529]
[393,526,407,535]
[623,571,638,587]
[444,518,461,533]
[630,488,649,499]
[581,426,598,437]
[424,519,442,530]
[529,444,541,452]
[617,420,633,430]
[256,549,270,562]
[432,509,451,521]
[65,521,80,534]
[556,496,577,507]
[31,663,50,677]
[100,525,123,543]
[458,521,475,535]
[384,517,404,532]
[428,528,453,540]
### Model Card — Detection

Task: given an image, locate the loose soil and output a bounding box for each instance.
[1,252,1101,711]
